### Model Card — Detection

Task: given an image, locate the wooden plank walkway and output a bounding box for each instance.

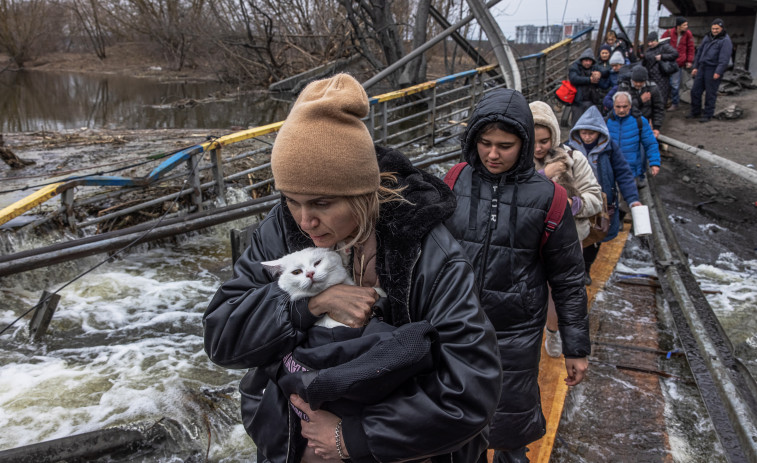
[528,229,630,462]
[487,229,630,462]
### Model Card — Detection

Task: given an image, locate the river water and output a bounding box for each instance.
[0,70,290,132]
[1,71,756,461]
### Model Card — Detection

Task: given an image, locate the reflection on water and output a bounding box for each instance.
[0,70,291,132]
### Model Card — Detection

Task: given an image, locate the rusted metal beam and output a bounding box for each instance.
[0,422,169,463]
[29,291,60,342]
[0,196,280,278]
[658,134,757,185]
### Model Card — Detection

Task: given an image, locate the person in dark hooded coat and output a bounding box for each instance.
[568,48,603,126]
[444,88,590,462]
[203,74,502,463]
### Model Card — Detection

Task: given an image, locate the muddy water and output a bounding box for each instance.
[0,70,290,132]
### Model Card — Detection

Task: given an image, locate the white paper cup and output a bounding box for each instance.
[632,205,652,236]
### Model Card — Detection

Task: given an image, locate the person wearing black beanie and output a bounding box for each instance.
[662,16,694,110]
[688,19,733,122]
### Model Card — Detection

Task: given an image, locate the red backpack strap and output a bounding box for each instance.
[444,162,468,190]
[540,181,568,251]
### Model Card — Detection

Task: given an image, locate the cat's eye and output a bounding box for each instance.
[291,269,302,275]
[314,260,321,266]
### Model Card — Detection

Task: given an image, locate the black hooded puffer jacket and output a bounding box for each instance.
[204,145,502,463]
[444,89,591,450]
[568,47,602,104]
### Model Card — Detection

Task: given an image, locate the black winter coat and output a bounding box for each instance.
[616,78,665,129]
[444,89,591,451]
[569,48,602,105]
[642,40,679,102]
[203,145,502,463]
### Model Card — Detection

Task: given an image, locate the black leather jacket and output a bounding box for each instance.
[444,89,591,450]
[203,145,502,462]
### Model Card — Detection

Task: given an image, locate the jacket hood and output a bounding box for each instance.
[461,88,535,179]
[529,101,561,148]
[569,105,609,148]
[577,47,596,63]
[616,31,631,44]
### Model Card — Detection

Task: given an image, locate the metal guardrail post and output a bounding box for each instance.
[565,40,572,74]
[368,105,376,138]
[29,291,60,342]
[430,86,438,147]
[539,56,547,99]
[381,101,389,144]
[61,188,76,230]
[470,75,479,114]
[210,147,226,205]
[186,152,203,212]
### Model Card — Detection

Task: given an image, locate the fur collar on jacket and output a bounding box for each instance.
[279,145,456,326]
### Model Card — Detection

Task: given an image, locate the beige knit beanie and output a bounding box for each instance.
[271,73,379,196]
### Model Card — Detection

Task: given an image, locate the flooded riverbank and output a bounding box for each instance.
[0,70,290,133]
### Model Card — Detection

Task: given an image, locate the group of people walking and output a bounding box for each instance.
[199,15,737,463]
[201,64,664,462]
[570,17,733,127]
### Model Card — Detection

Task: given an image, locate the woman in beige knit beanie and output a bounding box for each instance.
[529,100,603,358]
[204,73,501,462]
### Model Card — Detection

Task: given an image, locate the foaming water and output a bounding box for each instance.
[690,253,757,379]
[0,223,255,460]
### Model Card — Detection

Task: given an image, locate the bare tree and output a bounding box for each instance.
[70,0,109,59]
[0,0,55,68]
[212,0,355,86]
[400,0,430,85]
[101,0,208,71]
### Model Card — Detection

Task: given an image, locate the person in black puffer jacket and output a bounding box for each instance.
[204,74,502,463]
[444,88,591,462]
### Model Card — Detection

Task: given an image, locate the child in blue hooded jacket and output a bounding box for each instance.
[568,105,642,277]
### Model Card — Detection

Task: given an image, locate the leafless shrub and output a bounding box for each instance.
[0,0,61,68]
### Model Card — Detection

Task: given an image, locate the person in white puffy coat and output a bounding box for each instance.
[530,101,603,357]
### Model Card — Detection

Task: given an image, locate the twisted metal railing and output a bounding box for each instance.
[0,28,592,235]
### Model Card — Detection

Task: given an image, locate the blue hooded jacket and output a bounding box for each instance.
[605,107,661,177]
[568,106,639,241]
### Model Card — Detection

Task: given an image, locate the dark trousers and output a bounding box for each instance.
[583,242,602,273]
[690,65,721,118]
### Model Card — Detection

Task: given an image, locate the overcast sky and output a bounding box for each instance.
[489,0,673,39]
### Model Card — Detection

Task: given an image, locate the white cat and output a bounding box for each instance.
[261,247,353,328]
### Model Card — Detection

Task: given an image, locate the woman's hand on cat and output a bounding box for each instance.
[291,394,347,459]
[308,284,378,328]
[543,161,568,179]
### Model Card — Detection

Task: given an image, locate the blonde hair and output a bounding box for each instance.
[342,172,408,249]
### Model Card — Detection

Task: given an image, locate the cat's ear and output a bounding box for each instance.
[260,258,283,276]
